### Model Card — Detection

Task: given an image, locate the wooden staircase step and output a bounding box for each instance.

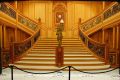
[22,57,55,59]
[64,57,97,59]
[27,53,91,56]
[21,57,97,60]
[27,53,55,56]
[34,45,83,47]
[64,56,96,58]
[64,61,104,64]
[14,38,110,71]
[21,59,98,62]
[64,52,89,53]
[17,60,103,64]
[15,63,55,66]
[14,65,110,71]
[24,56,55,58]
[21,59,55,61]
[32,47,86,49]
[36,43,83,45]
[26,54,94,58]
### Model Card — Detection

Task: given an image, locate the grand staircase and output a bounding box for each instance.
[14,38,110,71]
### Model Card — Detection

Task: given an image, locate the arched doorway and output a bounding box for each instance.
[53,2,67,32]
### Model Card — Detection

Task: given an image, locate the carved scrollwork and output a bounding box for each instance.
[81,2,120,32]
[18,15,38,31]
[88,41,105,58]
[0,3,16,19]
[14,30,40,59]
[79,30,105,58]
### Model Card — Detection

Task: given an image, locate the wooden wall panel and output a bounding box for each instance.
[22,1,29,17]
[17,1,23,13]
[34,2,46,22]
[6,27,15,48]
[104,2,113,9]
[28,1,35,19]
[89,30,102,43]
[17,1,103,38]
[3,26,30,49]
[17,29,30,42]
[0,25,2,48]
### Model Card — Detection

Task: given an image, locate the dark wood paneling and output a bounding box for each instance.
[89,29,102,43]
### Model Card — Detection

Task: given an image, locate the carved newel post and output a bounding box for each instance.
[56,19,64,67]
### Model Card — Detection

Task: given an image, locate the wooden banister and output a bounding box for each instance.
[5,2,38,25]
[0,2,41,66]
[80,2,118,32]
[0,2,39,31]
[11,29,40,62]
[79,27,109,64]
[81,2,115,26]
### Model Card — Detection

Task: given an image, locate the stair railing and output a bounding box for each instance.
[0,2,41,64]
[80,2,120,33]
[0,2,39,32]
[10,29,40,64]
[78,26,109,64]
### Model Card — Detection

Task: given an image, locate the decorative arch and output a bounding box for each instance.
[53,2,67,31]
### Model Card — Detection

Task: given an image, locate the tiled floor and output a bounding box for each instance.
[1,68,120,80]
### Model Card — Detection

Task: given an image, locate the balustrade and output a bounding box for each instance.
[0,2,38,31]
[0,2,41,65]
[0,3,16,19]
[79,29,108,63]
[12,30,40,62]
[81,2,120,32]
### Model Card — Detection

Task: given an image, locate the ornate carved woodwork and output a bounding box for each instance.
[53,2,67,31]
[79,29,107,62]
[0,3,16,19]
[81,2,120,32]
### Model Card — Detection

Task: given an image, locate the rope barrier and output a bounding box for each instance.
[71,66,119,74]
[4,64,119,80]
[2,66,9,70]
[9,65,68,74]
[8,65,119,74]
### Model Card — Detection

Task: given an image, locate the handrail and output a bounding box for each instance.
[18,14,38,31]
[5,2,39,25]
[14,29,40,44]
[0,2,41,65]
[81,2,115,25]
[10,28,40,63]
[81,2,119,32]
[79,27,109,63]
[0,2,16,19]
[0,2,39,31]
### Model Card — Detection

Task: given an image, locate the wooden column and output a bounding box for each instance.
[102,1,105,10]
[14,28,17,42]
[0,24,2,48]
[113,27,115,49]
[102,29,105,43]
[78,18,81,38]
[3,25,7,48]
[15,1,17,9]
[0,25,2,70]
[116,26,119,49]
[0,24,2,74]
